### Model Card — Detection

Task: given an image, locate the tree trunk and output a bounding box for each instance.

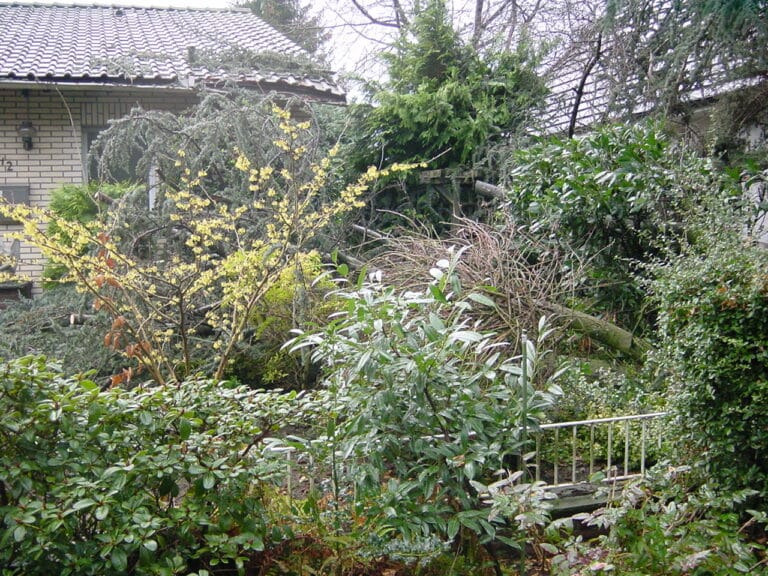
[474,180,505,199]
[568,31,602,138]
[542,301,650,361]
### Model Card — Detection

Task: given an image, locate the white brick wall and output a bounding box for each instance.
[0,86,195,294]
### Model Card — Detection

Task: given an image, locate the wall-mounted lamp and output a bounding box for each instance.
[17,121,36,151]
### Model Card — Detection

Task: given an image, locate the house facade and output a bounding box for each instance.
[0,86,198,286]
[0,3,343,294]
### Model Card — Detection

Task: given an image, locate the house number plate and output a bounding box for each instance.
[0,156,15,172]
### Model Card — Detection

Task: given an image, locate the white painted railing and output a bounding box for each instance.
[266,411,669,498]
[532,412,668,487]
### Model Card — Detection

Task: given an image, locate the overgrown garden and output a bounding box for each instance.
[2,0,768,573]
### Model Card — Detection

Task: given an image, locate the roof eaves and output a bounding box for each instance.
[198,75,346,104]
[0,73,347,103]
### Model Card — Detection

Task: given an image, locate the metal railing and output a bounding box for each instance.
[266,411,669,498]
[532,412,668,487]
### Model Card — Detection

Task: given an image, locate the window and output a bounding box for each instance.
[83,127,143,184]
[83,128,157,210]
[0,185,29,224]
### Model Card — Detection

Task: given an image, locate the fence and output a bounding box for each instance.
[532,412,668,487]
[266,411,669,499]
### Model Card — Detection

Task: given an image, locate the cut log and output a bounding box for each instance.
[474,180,505,200]
[70,313,96,325]
[542,302,650,361]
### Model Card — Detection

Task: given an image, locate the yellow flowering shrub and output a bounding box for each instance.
[227,249,339,388]
[0,107,417,384]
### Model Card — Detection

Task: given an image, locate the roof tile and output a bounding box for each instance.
[0,2,344,101]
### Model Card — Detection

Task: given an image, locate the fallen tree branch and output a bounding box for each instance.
[361,217,650,361]
[351,224,388,240]
[542,301,650,361]
[474,180,505,200]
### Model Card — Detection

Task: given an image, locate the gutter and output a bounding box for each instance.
[0,76,347,104]
[0,78,196,94]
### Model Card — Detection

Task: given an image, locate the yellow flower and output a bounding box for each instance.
[271,105,291,120]
[235,155,251,172]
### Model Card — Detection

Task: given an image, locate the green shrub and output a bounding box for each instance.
[551,364,664,423]
[0,356,301,575]
[289,251,561,557]
[653,233,768,498]
[0,286,123,380]
[226,250,338,390]
[352,1,544,170]
[506,122,738,331]
[562,474,767,575]
[43,183,130,286]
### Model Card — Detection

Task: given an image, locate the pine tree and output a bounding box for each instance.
[245,0,329,57]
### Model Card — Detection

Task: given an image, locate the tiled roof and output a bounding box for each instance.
[537,30,765,136]
[537,38,612,135]
[0,2,345,101]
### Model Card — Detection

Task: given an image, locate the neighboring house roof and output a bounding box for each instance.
[0,2,345,102]
[538,25,766,136]
[538,36,611,135]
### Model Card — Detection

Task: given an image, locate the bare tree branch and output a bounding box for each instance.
[472,0,484,48]
[349,0,402,28]
[391,0,409,27]
[568,31,603,138]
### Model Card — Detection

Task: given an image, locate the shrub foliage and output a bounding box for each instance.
[289,251,561,555]
[0,356,301,575]
[506,122,737,331]
[654,234,768,497]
